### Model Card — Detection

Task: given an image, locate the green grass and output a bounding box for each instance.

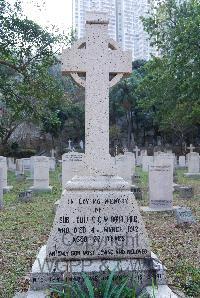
[0,167,62,297]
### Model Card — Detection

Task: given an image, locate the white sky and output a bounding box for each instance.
[21,0,72,34]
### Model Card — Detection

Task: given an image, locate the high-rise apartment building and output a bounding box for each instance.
[72,0,157,61]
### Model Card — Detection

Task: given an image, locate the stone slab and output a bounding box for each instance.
[175,207,196,225]
[30,245,166,291]
[149,165,173,210]
[29,186,52,193]
[46,176,150,261]
[184,173,200,179]
[140,285,178,298]
[140,206,180,213]
[18,190,33,202]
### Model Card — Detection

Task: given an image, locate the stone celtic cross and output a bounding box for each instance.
[62,12,132,175]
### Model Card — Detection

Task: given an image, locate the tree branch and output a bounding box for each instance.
[0,60,24,74]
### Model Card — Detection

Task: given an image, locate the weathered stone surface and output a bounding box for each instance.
[46,176,150,260]
[175,207,196,225]
[140,285,178,298]
[62,12,132,175]
[154,153,174,175]
[149,165,173,210]
[30,246,166,292]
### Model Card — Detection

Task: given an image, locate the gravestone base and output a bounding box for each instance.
[140,206,180,213]
[29,245,167,293]
[29,186,52,193]
[3,185,13,193]
[140,285,178,298]
[26,177,34,181]
[184,173,200,179]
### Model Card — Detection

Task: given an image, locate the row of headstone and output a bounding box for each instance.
[61,151,136,189]
[0,155,54,194]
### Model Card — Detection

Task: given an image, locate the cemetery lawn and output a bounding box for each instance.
[0,168,199,297]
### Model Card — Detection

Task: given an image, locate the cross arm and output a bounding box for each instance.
[61,39,87,75]
[109,50,132,75]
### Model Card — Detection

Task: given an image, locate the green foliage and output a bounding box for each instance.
[0,0,71,146]
[138,0,200,139]
[175,263,200,297]
[110,61,149,147]
[49,271,140,298]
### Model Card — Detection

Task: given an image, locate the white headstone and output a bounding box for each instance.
[49,157,56,171]
[0,156,13,192]
[179,156,186,167]
[62,152,85,189]
[149,165,173,210]
[142,156,154,172]
[7,157,16,171]
[115,152,135,184]
[154,153,174,175]
[187,152,200,173]
[22,158,31,171]
[30,156,51,192]
[16,159,24,174]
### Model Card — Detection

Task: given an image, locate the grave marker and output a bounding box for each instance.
[62,152,85,190]
[28,12,167,295]
[178,156,186,168]
[19,190,33,202]
[0,156,13,192]
[184,152,200,178]
[30,156,52,192]
[175,208,196,225]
